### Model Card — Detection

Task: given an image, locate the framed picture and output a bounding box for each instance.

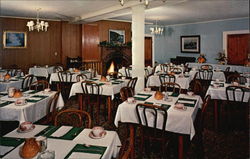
[109,29,125,44]
[180,35,200,53]
[3,31,27,49]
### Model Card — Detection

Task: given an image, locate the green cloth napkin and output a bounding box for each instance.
[134,97,147,101]
[49,127,84,140]
[144,102,153,105]
[31,95,48,98]
[64,144,107,159]
[98,83,105,86]
[137,93,152,97]
[9,79,19,81]
[0,137,24,158]
[35,126,60,137]
[0,92,8,96]
[0,137,24,147]
[25,90,38,94]
[26,99,40,103]
[177,98,197,107]
[170,92,179,97]
[88,78,98,81]
[111,82,121,85]
[161,104,171,110]
[0,101,14,107]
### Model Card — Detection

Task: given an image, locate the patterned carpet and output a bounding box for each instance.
[62,96,250,159]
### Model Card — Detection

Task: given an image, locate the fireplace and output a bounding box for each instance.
[101,47,131,75]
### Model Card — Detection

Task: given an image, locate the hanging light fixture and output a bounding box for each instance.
[119,0,165,7]
[150,20,164,35]
[27,8,49,32]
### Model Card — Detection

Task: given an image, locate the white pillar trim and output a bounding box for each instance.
[222,30,249,57]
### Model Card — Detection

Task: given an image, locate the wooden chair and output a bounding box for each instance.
[80,81,102,124]
[200,64,213,70]
[135,103,170,158]
[198,69,213,80]
[125,67,132,79]
[193,95,211,158]
[54,109,92,128]
[225,67,230,72]
[44,91,60,124]
[21,74,34,91]
[160,82,181,94]
[120,87,134,102]
[29,80,50,91]
[224,86,249,130]
[170,67,182,74]
[189,79,204,98]
[160,64,169,72]
[57,71,73,99]
[54,66,64,72]
[76,74,87,82]
[159,74,176,85]
[127,77,138,93]
[227,74,247,85]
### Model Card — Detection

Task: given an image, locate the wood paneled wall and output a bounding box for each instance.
[61,22,82,65]
[82,20,131,62]
[0,17,82,69]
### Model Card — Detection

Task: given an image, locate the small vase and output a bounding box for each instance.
[20,138,40,159]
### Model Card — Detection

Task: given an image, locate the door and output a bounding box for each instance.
[145,37,152,67]
[227,34,250,65]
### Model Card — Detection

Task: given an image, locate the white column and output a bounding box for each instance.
[132,5,145,93]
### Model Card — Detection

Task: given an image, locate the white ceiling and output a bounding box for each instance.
[0,0,249,25]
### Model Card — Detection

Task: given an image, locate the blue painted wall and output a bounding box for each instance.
[145,18,249,64]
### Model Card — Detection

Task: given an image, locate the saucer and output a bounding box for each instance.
[174,103,187,111]
[17,124,35,133]
[15,102,27,106]
[89,130,106,139]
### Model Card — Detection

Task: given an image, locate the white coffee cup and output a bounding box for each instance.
[127,97,135,103]
[15,99,27,105]
[92,126,104,137]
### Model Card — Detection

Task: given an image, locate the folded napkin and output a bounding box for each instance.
[51,126,72,137]
[26,97,41,103]
[137,93,152,97]
[0,137,24,147]
[24,90,38,94]
[68,152,101,159]
[0,92,8,96]
[98,83,105,86]
[134,97,147,101]
[0,145,14,157]
[170,92,179,97]
[0,101,14,107]
[111,82,121,85]
[31,95,48,98]
[65,144,106,159]
[35,126,60,137]
[9,79,19,81]
[177,98,197,107]
[144,102,170,110]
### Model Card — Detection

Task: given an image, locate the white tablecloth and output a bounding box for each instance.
[206,82,250,102]
[0,79,23,92]
[0,91,64,122]
[187,63,250,73]
[29,66,55,78]
[146,74,192,89]
[69,78,129,99]
[114,91,203,139]
[119,66,153,77]
[3,125,121,159]
[189,70,226,81]
[49,71,91,84]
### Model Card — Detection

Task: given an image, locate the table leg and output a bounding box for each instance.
[129,124,135,159]
[107,96,112,122]
[214,99,218,130]
[78,94,83,110]
[178,135,183,159]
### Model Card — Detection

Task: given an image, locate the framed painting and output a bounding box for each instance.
[109,29,125,44]
[180,35,200,53]
[3,31,27,49]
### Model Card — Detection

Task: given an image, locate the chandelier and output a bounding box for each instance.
[119,0,166,7]
[150,20,164,35]
[27,8,49,32]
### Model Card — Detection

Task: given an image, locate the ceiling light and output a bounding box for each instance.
[27,8,49,32]
[119,0,166,7]
[150,20,164,35]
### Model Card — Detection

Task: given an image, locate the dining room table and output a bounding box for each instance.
[189,69,226,81]
[146,72,193,89]
[29,66,55,79]
[69,76,129,121]
[49,70,92,84]
[0,90,64,123]
[206,80,250,130]
[114,90,203,159]
[1,124,121,159]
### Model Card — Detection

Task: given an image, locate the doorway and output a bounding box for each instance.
[227,33,250,65]
[145,36,153,67]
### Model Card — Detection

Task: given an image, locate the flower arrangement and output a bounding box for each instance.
[216,50,227,64]
[197,53,206,63]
